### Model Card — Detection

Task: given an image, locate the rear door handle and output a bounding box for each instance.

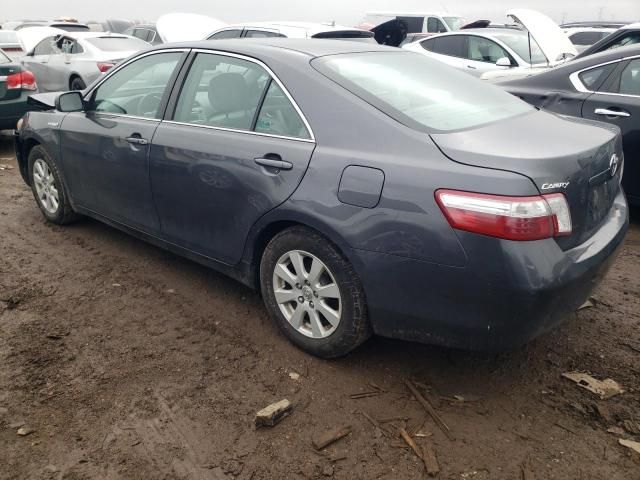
[126,136,149,145]
[466,64,477,69]
[254,157,293,171]
[594,108,631,118]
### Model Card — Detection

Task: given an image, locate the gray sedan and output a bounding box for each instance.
[21,32,149,91]
[14,40,628,357]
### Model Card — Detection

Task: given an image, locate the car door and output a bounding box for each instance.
[582,57,640,203]
[45,36,75,91]
[59,50,187,232]
[464,35,512,77]
[150,51,315,264]
[419,35,467,71]
[22,36,57,91]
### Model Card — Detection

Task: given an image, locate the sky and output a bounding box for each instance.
[2,0,639,25]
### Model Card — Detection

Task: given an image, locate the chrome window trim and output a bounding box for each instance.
[163,119,315,144]
[82,47,316,141]
[185,48,315,142]
[88,112,161,123]
[569,54,640,97]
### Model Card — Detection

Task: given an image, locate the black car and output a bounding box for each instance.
[123,24,162,45]
[576,23,640,59]
[0,49,37,130]
[499,44,640,206]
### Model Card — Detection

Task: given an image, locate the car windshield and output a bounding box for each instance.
[0,31,19,43]
[312,51,532,132]
[491,32,547,64]
[443,16,465,31]
[86,37,150,51]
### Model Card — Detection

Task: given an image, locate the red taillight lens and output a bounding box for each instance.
[435,189,572,241]
[6,70,37,91]
[97,62,115,73]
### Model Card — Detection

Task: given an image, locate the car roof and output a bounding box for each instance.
[154,37,395,57]
[58,32,129,40]
[219,21,369,36]
[366,11,461,17]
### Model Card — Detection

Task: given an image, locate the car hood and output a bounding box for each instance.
[156,13,226,42]
[507,9,577,64]
[16,26,66,53]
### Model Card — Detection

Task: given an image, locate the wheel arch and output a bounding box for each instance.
[244,212,357,292]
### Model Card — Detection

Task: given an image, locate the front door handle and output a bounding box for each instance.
[254,157,293,171]
[126,136,149,145]
[466,64,477,69]
[594,108,631,118]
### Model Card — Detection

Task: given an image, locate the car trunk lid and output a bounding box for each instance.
[430,110,623,249]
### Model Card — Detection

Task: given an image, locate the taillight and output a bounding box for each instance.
[97,62,115,73]
[435,189,572,241]
[6,70,37,91]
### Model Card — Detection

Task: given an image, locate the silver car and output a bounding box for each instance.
[21,32,149,91]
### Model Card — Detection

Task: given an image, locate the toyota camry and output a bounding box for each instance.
[14,39,628,357]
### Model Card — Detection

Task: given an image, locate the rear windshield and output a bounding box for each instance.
[0,31,19,43]
[312,31,376,43]
[0,51,10,64]
[86,37,149,51]
[312,51,532,132]
[52,24,90,32]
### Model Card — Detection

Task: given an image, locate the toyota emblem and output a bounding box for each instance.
[609,154,620,177]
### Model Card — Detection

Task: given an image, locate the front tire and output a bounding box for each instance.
[260,227,371,358]
[28,145,79,225]
[70,76,86,91]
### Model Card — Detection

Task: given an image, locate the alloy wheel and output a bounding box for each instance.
[272,249,342,339]
[32,159,59,214]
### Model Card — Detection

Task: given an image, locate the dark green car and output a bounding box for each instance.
[0,49,37,130]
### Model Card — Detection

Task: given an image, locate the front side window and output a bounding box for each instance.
[34,37,58,55]
[426,17,447,33]
[603,59,640,96]
[313,51,532,132]
[91,52,183,118]
[491,32,547,65]
[173,53,310,139]
[466,36,509,63]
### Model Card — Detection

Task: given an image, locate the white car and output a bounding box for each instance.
[364,11,465,34]
[205,22,375,42]
[19,30,149,91]
[403,9,577,81]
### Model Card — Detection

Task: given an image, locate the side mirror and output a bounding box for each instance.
[56,91,84,112]
[496,57,512,67]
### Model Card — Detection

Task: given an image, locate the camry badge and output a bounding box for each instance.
[541,182,570,190]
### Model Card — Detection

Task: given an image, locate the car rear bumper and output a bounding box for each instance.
[0,91,31,130]
[350,190,629,351]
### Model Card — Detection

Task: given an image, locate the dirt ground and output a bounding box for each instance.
[0,130,639,480]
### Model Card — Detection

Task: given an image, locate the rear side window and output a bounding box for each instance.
[602,59,640,96]
[255,82,311,139]
[578,63,617,90]
[430,35,465,58]
[245,30,284,38]
[208,29,243,40]
[313,51,532,132]
[173,53,310,139]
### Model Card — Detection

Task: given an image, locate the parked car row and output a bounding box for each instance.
[12,36,630,358]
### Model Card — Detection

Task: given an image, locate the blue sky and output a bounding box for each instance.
[4,0,638,25]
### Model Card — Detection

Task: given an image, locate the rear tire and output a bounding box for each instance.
[28,145,80,225]
[70,76,86,91]
[260,226,371,358]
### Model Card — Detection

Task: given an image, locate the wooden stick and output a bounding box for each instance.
[399,428,422,459]
[405,380,454,441]
[422,442,440,477]
[312,425,352,450]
